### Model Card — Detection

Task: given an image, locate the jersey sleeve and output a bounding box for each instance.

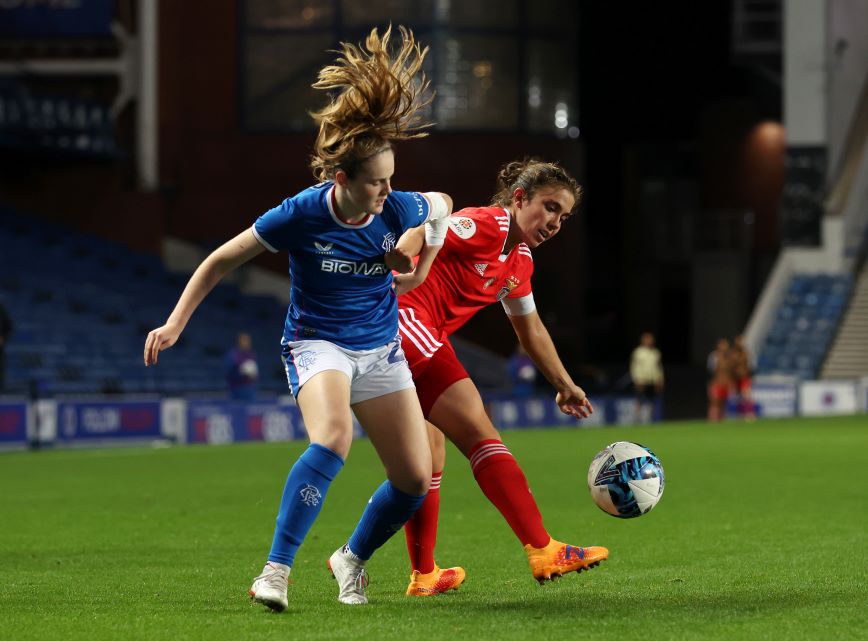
[505,277,533,300]
[384,190,431,234]
[252,198,298,253]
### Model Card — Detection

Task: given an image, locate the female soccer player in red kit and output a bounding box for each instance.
[392,159,608,596]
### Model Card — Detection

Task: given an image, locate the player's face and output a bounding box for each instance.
[514,186,575,248]
[346,149,395,215]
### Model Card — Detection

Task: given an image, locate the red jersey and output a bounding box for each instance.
[399,207,534,354]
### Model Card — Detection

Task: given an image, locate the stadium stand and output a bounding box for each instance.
[0,206,289,397]
[822,262,868,379]
[754,272,853,380]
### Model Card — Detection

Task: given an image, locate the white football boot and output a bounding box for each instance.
[249,561,290,612]
[327,545,370,605]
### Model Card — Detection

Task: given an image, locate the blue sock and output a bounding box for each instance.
[347,481,426,560]
[268,444,344,566]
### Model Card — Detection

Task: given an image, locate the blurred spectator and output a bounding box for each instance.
[707,338,733,422]
[507,343,538,398]
[0,301,11,392]
[225,332,259,401]
[730,334,756,420]
[630,332,664,423]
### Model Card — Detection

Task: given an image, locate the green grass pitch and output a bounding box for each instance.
[1,415,866,641]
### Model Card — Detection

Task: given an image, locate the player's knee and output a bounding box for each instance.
[392,471,430,496]
[454,422,501,457]
[311,422,354,458]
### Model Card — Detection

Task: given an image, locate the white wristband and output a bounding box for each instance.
[425,217,449,247]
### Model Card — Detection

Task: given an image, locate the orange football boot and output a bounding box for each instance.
[406,564,466,596]
[525,539,608,583]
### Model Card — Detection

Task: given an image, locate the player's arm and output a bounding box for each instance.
[395,224,425,256]
[506,306,593,419]
[392,192,453,295]
[144,228,265,366]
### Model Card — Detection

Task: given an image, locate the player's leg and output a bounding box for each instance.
[325,387,430,604]
[398,335,466,596]
[739,378,756,420]
[403,422,466,595]
[251,342,355,612]
[405,422,445,574]
[429,378,607,582]
[707,383,718,421]
[326,338,436,604]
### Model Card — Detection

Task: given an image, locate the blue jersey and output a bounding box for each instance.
[253,182,431,350]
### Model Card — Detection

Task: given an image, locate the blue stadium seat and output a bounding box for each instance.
[756,272,853,379]
[1,207,289,397]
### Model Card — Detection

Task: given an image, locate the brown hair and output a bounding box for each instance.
[310,25,434,181]
[491,158,582,210]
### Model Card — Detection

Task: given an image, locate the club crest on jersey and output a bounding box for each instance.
[381,232,397,252]
[474,263,488,276]
[314,241,334,254]
[448,216,476,239]
[496,275,521,301]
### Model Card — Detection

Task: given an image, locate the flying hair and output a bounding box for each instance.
[310,25,434,181]
[491,158,583,211]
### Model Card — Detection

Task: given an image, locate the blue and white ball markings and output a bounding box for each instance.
[587,441,665,518]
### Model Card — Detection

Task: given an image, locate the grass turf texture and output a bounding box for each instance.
[1,416,866,641]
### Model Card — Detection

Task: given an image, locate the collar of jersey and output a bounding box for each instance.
[327,185,374,229]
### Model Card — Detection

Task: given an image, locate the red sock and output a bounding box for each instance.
[404,472,441,574]
[469,439,550,549]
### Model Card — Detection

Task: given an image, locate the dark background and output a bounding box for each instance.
[0,1,786,417]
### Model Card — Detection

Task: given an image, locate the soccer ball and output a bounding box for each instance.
[587,441,665,518]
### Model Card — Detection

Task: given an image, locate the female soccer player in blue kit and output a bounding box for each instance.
[143,26,452,609]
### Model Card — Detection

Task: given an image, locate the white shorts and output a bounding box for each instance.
[281,336,415,405]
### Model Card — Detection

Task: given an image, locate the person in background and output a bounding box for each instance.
[629,332,664,424]
[707,338,733,422]
[507,343,537,398]
[225,331,259,401]
[0,301,11,392]
[730,334,756,420]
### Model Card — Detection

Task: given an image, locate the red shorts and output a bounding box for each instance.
[737,377,752,394]
[398,307,469,416]
[709,382,730,402]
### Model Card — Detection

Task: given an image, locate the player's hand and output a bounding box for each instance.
[384,247,414,274]
[144,323,182,366]
[556,385,593,419]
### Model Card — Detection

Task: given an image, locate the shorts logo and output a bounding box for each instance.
[296,351,317,370]
[299,483,322,506]
[448,216,477,239]
[382,232,397,252]
[474,263,488,276]
[496,275,521,301]
[314,241,334,254]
